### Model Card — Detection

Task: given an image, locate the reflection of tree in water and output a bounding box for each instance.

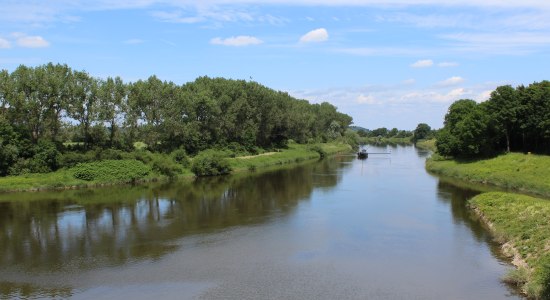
[436,180,484,238]
[435,179,523,296]
[414,146,431,158]
[310,155,353,190]
[0,158,346,275]
[0,282,72,299]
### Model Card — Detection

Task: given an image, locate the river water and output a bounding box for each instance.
[0,145,521,299]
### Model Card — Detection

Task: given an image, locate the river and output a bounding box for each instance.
[0,145,521,299]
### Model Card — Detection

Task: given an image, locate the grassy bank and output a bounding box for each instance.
[0,142,351,193]
[469,192,550,299]
[415,139,436,152]
[229,142,350,172]
[426,153,550,197]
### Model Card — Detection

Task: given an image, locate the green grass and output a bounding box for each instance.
[228,142,351,172]
[426,153,550,197]
[415,139,436,152]
[470,192,550,299]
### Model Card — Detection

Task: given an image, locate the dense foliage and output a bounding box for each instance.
[191,150,232,176]
[412,123,433,143]
[72,160,151,182]
[436,81,550,157]
[0,63,352,176]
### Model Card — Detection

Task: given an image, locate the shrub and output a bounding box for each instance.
[171,148,190,168]
[152,156,182,178]
[19,140,62,174]
[191,150,232,176]
[71,159,151,182]
[96,148,128,161]
[308,145,327,159]
[132,150,155,164]
[59,151,95,168]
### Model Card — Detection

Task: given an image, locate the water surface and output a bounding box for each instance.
[0,145,521,299]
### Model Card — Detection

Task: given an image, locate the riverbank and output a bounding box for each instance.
[414,139,436,152]
[427,152,550,299]
[469,192,550,299]
[0,142,351,193]
[426,153,550,198]
[360,136,412,144]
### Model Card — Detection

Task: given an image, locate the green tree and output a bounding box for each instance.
[436,99,491,157]
[98,76,127,148]
[0,116,20,176]
[485,85,518,153]
[68,70,100,149]
[413,123,431,143]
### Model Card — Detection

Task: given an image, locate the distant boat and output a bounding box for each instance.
[357,149,368,159]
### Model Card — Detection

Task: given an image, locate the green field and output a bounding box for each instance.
[470,192,550,299]
[426,153,550,197]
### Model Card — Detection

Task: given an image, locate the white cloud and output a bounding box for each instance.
[0,38,11,49]
[15,35,50,48]
[438,76,465,86]
[401,87,466,103]
[210,36,263,47]
[124,38,145,44]
[438,61,459,67]
[410,59,433,68]
[356,94,378,104]
[289,81,503,128]
[477,90,493,102]
[151,10,203,23]
[300,28,329,43]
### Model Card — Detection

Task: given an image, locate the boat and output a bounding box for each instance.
[357,149,368,159]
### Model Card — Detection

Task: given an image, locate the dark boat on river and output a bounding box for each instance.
[357,149,368,159]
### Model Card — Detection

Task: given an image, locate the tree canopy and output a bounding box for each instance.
[0,63,353,176]
[436,81,550,157]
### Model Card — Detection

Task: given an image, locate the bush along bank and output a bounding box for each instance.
[469,192,550,299]
[0,142,351,192]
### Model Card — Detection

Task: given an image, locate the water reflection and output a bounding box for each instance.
[0,148,522,299]
[0,158,349,275]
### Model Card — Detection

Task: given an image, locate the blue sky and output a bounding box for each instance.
[1,0,549,129]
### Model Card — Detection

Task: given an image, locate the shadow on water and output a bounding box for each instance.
[435,175,523,298]
[0,157,349,297]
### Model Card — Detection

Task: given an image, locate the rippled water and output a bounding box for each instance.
[0,145,522,299]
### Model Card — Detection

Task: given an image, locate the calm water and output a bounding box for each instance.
[0,145,521,299]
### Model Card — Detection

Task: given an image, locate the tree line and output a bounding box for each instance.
[436,81,550,157]
[352,126,413,139]
[0,63,352,176]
